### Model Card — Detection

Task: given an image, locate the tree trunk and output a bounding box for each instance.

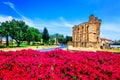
[28,41,30,45]
[0,36,2,44]
[17,41,20,47]
[6,36,9,47]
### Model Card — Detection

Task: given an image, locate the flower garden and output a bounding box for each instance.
[0,49,120,80]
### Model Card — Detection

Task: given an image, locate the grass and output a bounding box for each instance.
[1,42,120,53]
[99,48,120,53]
[68,46,120,53]
[0,45,58,51]
[0,42,58,51]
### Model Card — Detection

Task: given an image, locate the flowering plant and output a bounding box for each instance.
[0,49,120,80]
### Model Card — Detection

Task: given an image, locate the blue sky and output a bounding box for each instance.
[0,0,120,40]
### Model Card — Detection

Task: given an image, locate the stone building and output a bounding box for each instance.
[72,15,101,48]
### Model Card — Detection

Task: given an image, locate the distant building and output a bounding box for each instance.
[72,15,101,48]
[54,38,59,45]
[100,38,112,48]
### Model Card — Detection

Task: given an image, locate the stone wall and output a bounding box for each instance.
[72,15,101,48]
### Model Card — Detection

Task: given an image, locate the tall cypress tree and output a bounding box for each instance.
[42,27,49,44]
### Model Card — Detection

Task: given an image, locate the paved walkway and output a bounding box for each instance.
[0,45,67,51]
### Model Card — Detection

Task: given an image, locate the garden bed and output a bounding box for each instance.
[0,49,120,80]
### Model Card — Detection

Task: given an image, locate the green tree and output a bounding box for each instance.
[42,27,49,44]
[26,27,35,45]
[0,21,11,46]
[57,35,65,44]
[33,28,42,45]
[54,33,66,44]
[65,36,72,43]
[49,35,55,45]
[26,27,42,45]
[10,19,28,47]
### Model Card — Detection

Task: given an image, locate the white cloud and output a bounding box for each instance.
[2,1,15,10]
[101,23,120,33]
[1,1,79,36]
[0,14,120,39]
[1,1,120,39]
[0,15,13,22]
[0,15,77,36]
[2,1,38,29]
[2,1,24,18]
[100,23,120,40]
[22,16,82,36]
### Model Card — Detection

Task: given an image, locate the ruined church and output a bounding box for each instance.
[72,15,101,48]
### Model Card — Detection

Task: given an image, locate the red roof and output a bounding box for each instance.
[100,38,112,41]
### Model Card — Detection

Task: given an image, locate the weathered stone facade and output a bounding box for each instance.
[72,15,101,48]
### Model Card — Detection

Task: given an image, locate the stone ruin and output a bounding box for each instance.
[72,15,101,48]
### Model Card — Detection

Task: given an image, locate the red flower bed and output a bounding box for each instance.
[0,49,120,80]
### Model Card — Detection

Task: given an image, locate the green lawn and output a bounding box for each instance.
[0,42,57,50]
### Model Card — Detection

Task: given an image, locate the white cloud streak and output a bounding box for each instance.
[2,2,15,10]
[1,1,79,36]
[2,1,25,18]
